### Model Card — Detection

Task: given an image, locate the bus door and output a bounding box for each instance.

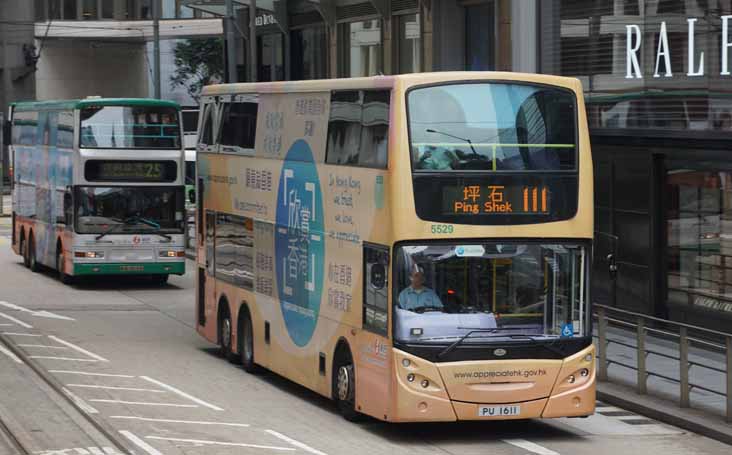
[202,210,216,329]
[356,243,391,418]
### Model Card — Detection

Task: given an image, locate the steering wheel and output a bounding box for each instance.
[413,306,442,314]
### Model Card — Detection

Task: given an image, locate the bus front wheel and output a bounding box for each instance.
[56,249,73,285]
[334,348,363,422]
[152,274,169,285]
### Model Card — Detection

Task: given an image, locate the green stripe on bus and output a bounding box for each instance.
[73,262,185,276]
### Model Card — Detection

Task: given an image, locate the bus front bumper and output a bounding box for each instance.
[73,262,185,276]
[389,344,596,422]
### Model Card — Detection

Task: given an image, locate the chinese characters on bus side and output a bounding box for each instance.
[245,168,273,191]
[328,263,353,313]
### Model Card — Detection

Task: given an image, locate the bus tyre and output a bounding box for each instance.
[56,250,73,285]
[21,236,30,268]
[239,311,259,374]
[218,307,236,362]
[334,351,363,422]
[153,274,169,285]
[28,236,40,273]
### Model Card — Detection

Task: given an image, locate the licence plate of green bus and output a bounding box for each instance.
[478,404,521,417]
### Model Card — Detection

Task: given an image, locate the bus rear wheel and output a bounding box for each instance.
[334,348,363,422]
[239,311,259,374]
[20,236,30,268]
[56,249,73,285]
[28,236,40,273]
[218,306,236,362]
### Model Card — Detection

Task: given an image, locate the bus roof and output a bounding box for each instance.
[11,98,180,112]
[201,72,583,97]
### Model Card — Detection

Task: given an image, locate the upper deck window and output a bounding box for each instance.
[326,90,389,169]
[407,83,576,172]
[80,105,181,149]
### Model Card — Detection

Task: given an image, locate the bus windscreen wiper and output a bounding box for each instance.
[127,216,172,241]
[436,327,537,359]
[95,216,171,241]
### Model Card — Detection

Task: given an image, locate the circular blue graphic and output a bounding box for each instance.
[275,140,325,347]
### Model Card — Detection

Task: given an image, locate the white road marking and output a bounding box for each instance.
[0,311,33,328]
[266,430,328,455]
[144,436,295,451]
[0,323,12,326]
[17,344,68,349]
[109,416,250,427]
[0,344,23,364]
[0,301,75,321]
[89,399,198,408]
[119,431,163,455]
[29,356,99,362]
[1,332,41,336]
[67,384,166,393]
[48,336,109,362]
[502,439,560,455]
[49,370,135,378]
[62,387,99,414]
[139,376,224,411]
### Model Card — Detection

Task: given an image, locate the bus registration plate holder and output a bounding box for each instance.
[478,405,521,418]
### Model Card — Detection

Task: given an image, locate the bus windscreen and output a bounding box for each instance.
[408,83,576,172]
[80,105,181,149]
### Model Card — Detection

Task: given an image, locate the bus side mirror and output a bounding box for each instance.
[2,121,10,145]
[63,192,72,211]
[188,188,196,204]
[370,264,386,289]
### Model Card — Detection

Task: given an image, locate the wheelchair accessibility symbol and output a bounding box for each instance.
[561,323,574,338]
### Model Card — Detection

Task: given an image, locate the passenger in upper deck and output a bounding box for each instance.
[398,265,444,312]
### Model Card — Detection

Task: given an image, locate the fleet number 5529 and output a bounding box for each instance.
[431,224,454,234]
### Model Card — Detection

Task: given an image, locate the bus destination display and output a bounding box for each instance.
[443,184,549,215]
[85,160,177,182]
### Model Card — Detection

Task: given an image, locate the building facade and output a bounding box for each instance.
[180,0,537,81]
[540,0,732,331]
[30,0,222,104]
[0,0,36,182]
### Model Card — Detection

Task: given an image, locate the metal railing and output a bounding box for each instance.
[595,304,732,422]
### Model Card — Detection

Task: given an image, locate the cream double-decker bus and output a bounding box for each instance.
[195,72,594,422]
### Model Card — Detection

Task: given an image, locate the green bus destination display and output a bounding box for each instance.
[85,160,177,182]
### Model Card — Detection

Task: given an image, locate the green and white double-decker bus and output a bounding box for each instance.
[7,97,186,284]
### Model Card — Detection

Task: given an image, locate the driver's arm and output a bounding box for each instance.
[397,289,409,310]
[427,289,444,309]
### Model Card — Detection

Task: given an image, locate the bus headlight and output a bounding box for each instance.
[75,251,104,259]
[160,250,185,258]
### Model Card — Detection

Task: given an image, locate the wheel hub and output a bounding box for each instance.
[222,318,231,348]
[337,365,353,401]
[242,323,252,360]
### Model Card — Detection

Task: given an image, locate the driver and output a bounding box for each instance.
[398,266,443,312]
